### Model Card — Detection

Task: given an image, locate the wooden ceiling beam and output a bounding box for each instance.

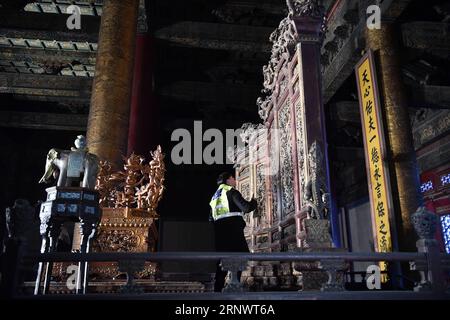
[402,21,450,51]
[155,21,272,52]
[0,72,92,99]
[0,47,96,66]
[0,110,87,131]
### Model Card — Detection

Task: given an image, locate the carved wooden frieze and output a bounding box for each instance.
[295,99,307,207]
[255,163,267,227]
[257,0,326,120]
[239,165,251,179]
[239,178,252,226]
[240,180,251,200]
[94,229,140,252]
[278,99,295,216]
[257,96,271,122]
[269,131,280,223]
[412,109,450,150]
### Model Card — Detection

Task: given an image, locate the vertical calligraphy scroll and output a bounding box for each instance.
[356,50,394,281]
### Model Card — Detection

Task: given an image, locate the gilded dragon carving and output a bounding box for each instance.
[95,146,166,215]
[257,0,326,122]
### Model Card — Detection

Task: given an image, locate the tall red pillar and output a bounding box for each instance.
[127,33,160,156]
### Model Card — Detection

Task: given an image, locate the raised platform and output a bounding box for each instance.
[19,283,450,300]
[23,280,207,294]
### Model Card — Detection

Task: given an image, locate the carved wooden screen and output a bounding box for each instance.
[235,129,271,252]
[236,162,252,228]
[237,0,330,252]
[263,52,304,251]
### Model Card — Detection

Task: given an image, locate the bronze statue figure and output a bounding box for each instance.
[39,135,99,189]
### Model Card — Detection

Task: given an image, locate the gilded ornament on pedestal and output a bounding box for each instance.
[89,146,166,281]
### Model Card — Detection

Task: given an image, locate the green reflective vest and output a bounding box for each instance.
[209,184,233,221]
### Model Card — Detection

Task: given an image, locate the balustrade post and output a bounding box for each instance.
[411,207,445,295]
[318,259,347,292]
[118,260,145,294]
[221,259,248,293]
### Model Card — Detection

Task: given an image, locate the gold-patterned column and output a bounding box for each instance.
[87,0,140,168]
[366,23,422,251]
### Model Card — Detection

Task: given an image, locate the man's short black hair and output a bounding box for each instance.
[217,171,234,185]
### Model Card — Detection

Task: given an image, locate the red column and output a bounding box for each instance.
[127,34,160,156]
[291,14,340,246]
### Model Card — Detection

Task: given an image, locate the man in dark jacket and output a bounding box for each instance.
[209,172,257,292]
